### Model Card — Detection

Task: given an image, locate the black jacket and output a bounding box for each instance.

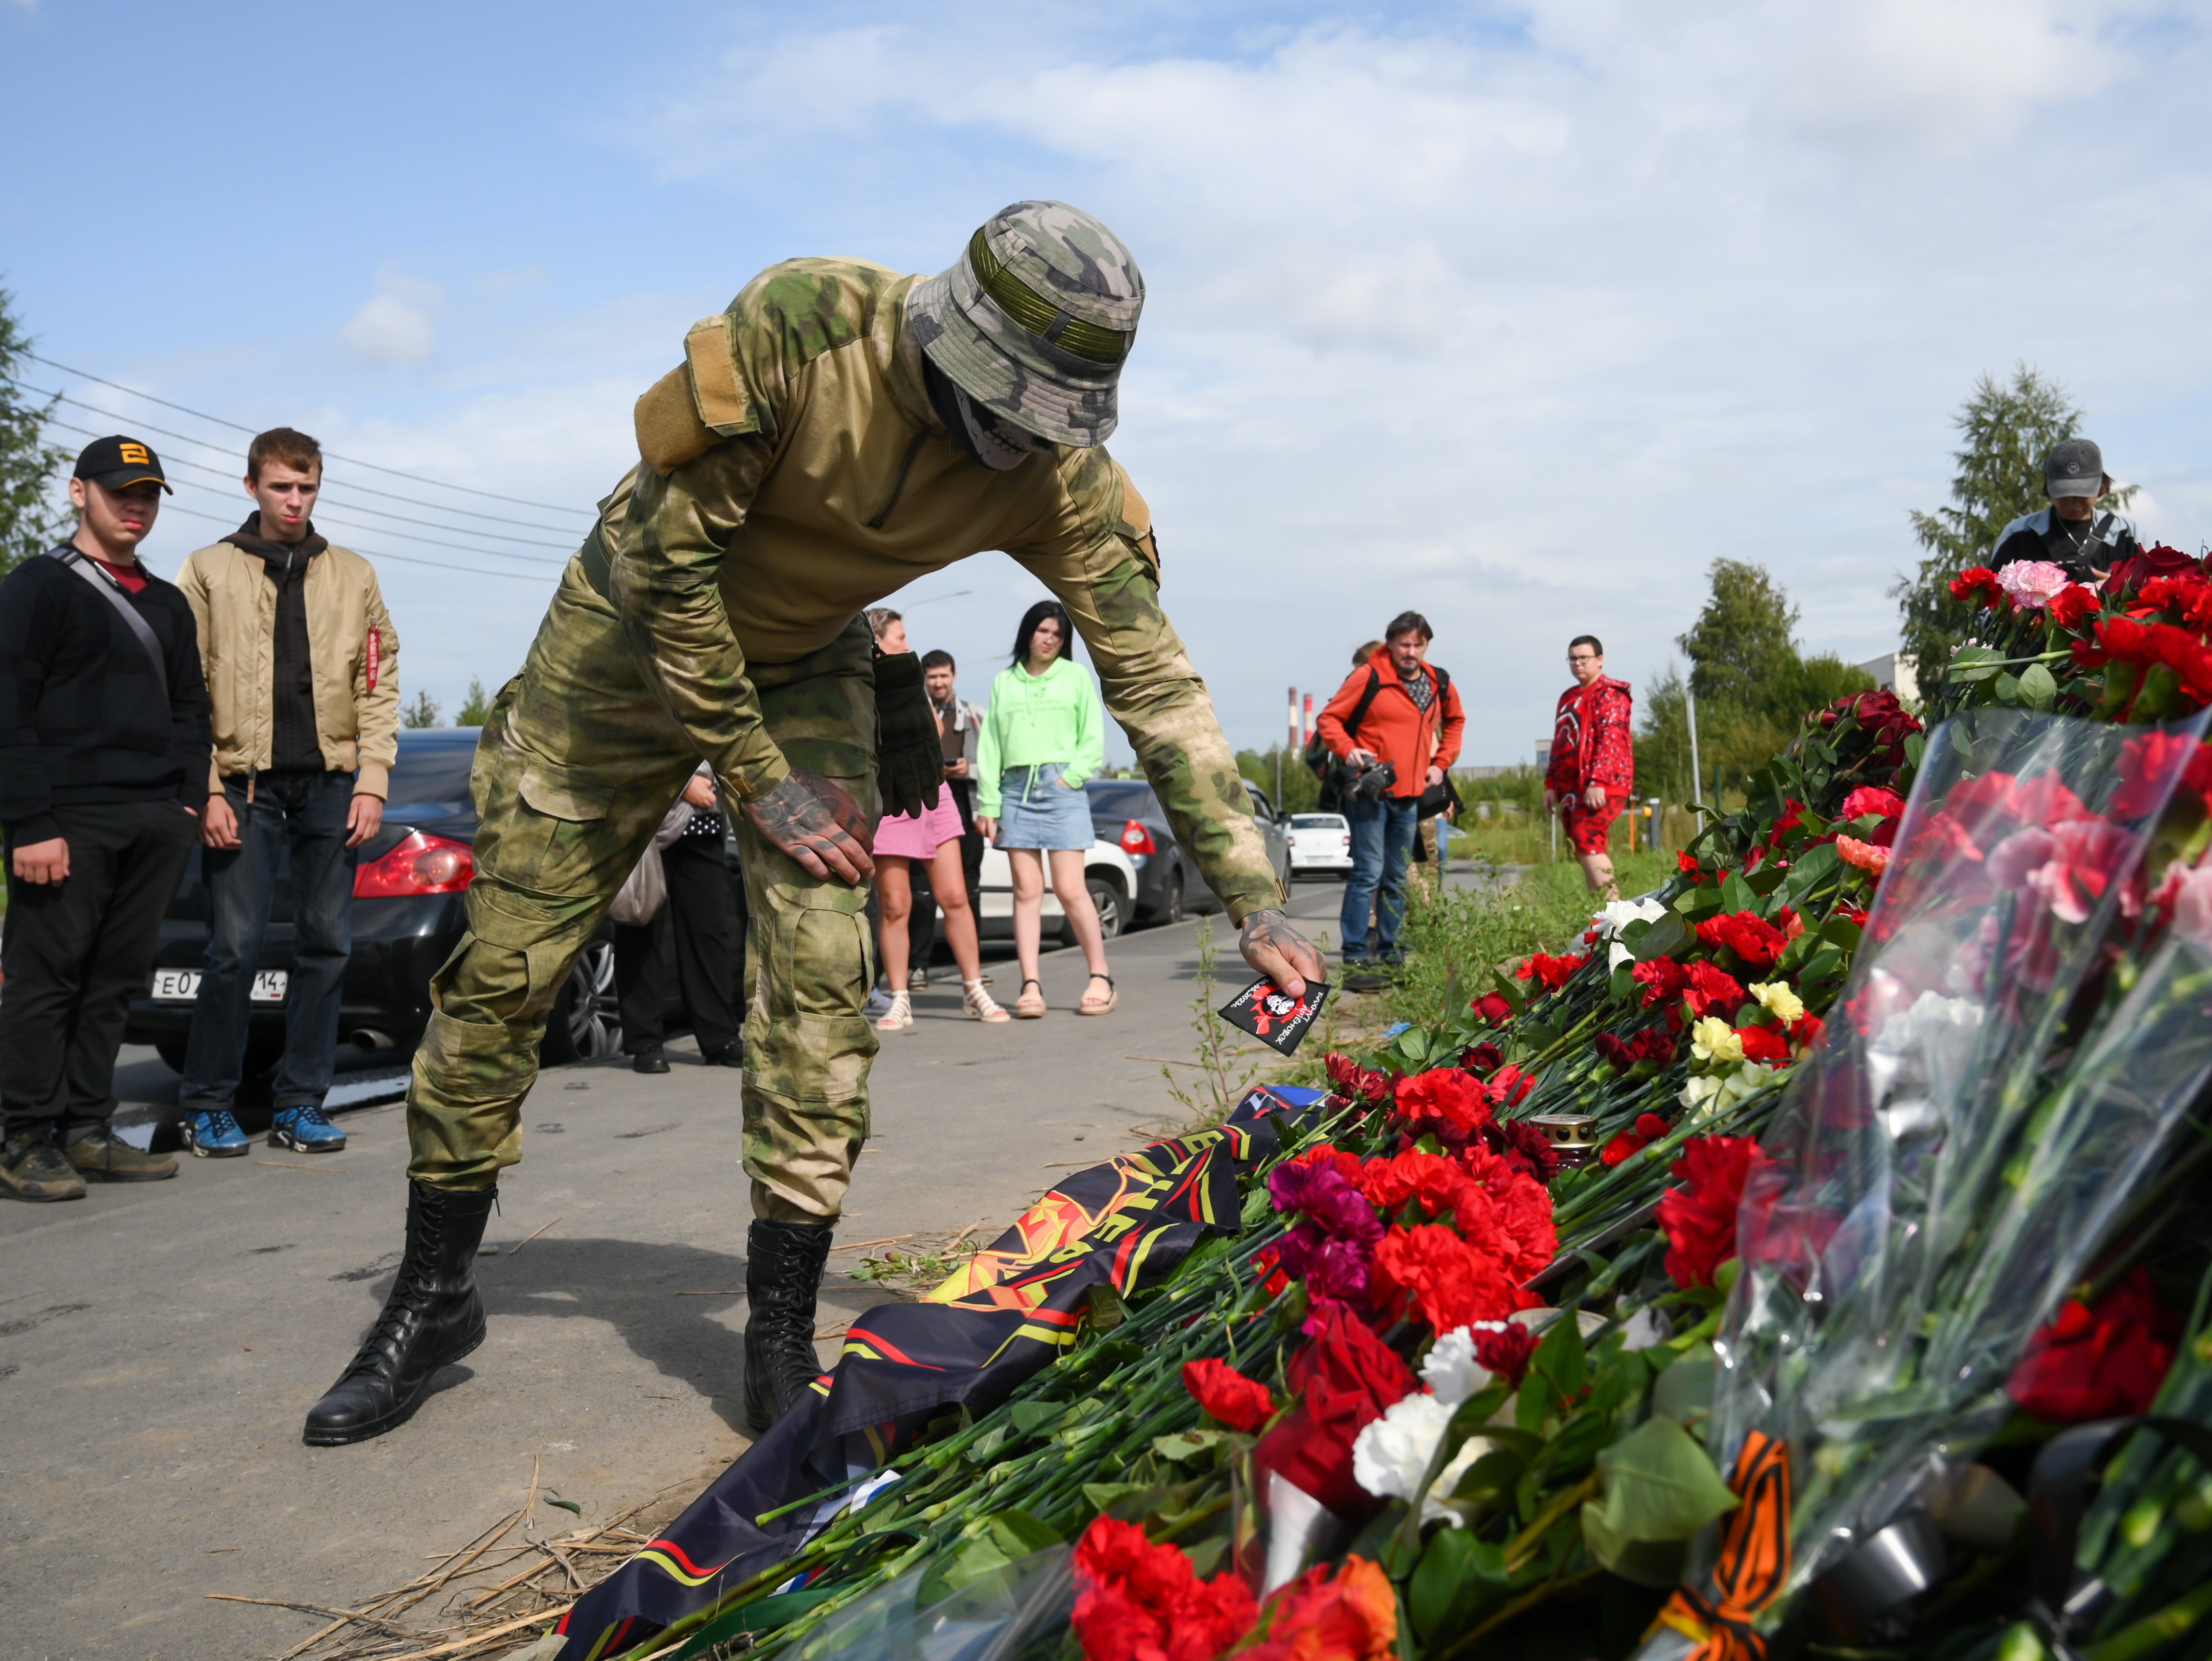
[0,549,214,846]
[1990,508,2141,584]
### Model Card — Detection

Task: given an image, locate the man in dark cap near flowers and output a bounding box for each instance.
[1991,438,2142,583]
[303,201,1320,1449]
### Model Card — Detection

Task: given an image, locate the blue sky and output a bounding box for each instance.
[7,0,2212,765]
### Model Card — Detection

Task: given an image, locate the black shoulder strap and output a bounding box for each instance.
[1431,665,1450,699]
[48,547,168,698]
[1342,667,1386,740]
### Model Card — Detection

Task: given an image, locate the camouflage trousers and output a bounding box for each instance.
[407,559,880,1224]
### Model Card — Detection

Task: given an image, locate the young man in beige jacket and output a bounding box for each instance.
[174,428,399,1158]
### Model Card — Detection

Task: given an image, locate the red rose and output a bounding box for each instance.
[1460,1042,1503,1077]
[1072,1516,1259,1661]
[2008,1267,2182,1424]
[1594,1032,1632,1072]
[1323,1052,1392,1105]
[2107,540,2205,596]
[2112,731,2212,820]
[1392,1067,1493,1147]
[1241,1556,1397,1661]
[1371,1223,1530,1334]
[1183,1358,1276,1433]
[1632,956,1689,1008]
[1252,1306,1415,1518]
[1656,1134,1772,1289]
[2048,583,2101,631]
[2074,616,2212,716]
[1695,911,1788,968]
[1677,850,1704,877]
[1468,992,1513,1025]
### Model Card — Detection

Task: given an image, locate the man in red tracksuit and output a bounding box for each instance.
[1545,634,1634,899]
[1317,610,1464,978]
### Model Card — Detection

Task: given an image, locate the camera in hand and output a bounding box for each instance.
[1343,756,1398,802]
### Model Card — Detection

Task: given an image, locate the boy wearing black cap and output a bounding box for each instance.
[1990,438,2142,583]
[0,436,213,1201]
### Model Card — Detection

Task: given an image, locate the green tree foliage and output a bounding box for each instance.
[0,286,72,581]
[1236,745,1320,814]
[455,676,494,726]
[1891,366,2134,674]
[401,688,442,729]
[1635,560,1873,801]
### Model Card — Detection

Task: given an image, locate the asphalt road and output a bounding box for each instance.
[0,868,1437,1661]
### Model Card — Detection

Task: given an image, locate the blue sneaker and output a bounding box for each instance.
[270,1105,346,1153]
[182,1109,251,1158]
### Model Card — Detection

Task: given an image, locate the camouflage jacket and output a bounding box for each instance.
[594,257,1280,922]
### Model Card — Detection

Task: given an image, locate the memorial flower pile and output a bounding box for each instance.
[573,590,2212,1661]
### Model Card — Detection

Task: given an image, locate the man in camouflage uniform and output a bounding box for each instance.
[303,202,1324,1446]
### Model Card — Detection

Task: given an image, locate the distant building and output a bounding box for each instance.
[1856,653,1920,704]
[1534,740,1553,774]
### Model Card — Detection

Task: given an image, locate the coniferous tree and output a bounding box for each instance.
[456,676,494,726]
[0,286,72,581]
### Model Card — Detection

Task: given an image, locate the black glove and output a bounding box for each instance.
[873,650,945,820]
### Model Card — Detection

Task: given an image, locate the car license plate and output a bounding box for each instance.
[148,968,288,1004]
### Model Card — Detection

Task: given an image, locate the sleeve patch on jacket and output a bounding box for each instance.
[634,364,718,478]
[685,314,755,436]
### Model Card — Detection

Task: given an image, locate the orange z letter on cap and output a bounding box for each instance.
[119,443,150,465]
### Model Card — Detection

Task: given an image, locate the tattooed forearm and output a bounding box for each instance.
[746,770,876,885]
[1240,907,1326,996]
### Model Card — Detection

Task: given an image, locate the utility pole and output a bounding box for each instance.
[1283,686,1296,805]
[1686,683,1703,808]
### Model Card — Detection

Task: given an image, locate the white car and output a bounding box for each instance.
[970,838,1139,943]
[1285,812,1354,878]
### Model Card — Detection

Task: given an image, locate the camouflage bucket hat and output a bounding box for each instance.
[907,200,1143,448]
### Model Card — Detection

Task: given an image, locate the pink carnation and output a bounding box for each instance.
[1997,559,2071,610]
[1836,835,1891,874]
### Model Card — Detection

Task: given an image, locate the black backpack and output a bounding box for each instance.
[1303,665,1451,812]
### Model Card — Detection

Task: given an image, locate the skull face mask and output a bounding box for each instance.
[922,355,1055,472]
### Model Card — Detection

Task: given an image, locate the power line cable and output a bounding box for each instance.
[39,413,576,551]
[156,472,566,567]
[154,500,557,584]
[23,378,587,536]
[24,352,593,518]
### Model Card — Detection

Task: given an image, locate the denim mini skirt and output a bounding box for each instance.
[992,763,1094,851]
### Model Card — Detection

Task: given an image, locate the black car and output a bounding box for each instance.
[124,729,625,1075]
[1082,777,1292,925]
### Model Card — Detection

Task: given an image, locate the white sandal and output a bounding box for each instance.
[873,990,913,1032]
[964,979,1011,1023]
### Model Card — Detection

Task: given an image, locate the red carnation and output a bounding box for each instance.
[1323,1052,1392,1106]
[1469,992,1513,1025]
[1241,1556,1397,1661]
[2074,615,2212,717]
[1516,950,1588,992]
[1788,1011,1826,1049]
[1483,1117,1559,1185]
[1682,960,1749,1019]
[1371,1223,1529,1334]
[1632,956,1689,1008]
[1481,1062,1535,1108]
[1950,566,2006,610]
[2048,583,2101,631]
[1677,850,1705,878]
[1469,1321,1541,1389]
[1354,1147,1473,1221]
[1735,1024,1793,1063]
[1454,1142,1557,1279]
[1183,1358,1276,1433]
[1460,1042,1503,1077]
[1601,1111,1673,1166]
[1392,1067,1493,1147]
[1072,1516,1258,1661]
[1696,910,1788,968]
[1656,1135,1773,1290]
[2007,1267,2182,1424]
[2112,731,2212,820]
[2139,572,2212,633]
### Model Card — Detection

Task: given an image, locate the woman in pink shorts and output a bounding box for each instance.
[868,611,1008,1030]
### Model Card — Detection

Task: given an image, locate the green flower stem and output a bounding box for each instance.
[2088,1581,2212,1661]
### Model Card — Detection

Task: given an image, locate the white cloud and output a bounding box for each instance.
[341,269,444,365]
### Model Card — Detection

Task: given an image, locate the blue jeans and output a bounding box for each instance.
[180,771,357,1113]
[1341,795,1419,960]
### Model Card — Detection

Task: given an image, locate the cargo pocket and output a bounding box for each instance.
[441,881,594,1026]
[751,889,874,1108]
[498,757,618,898]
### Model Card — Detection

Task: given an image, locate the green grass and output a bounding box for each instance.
[1381,848,1677,1032]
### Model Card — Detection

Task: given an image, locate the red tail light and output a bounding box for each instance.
[355,831,474,898]
[1119,818,1156,856]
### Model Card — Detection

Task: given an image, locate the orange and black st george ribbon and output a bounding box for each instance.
[1650,1430,1795,1661]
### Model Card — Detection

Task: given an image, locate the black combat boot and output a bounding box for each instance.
[742,1218,835,1433]
[303,1181,497,1445]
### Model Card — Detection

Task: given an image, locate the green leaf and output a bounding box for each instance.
[1151,1430,1228,1464]
[1905,732,1926,767]
[1635,913,1693,962]
[1581,1500,1691,1588]
[1650,1340,1717,1429]
[2018,660,2058,711]
[1409,1528,1511,1641]
[1590,1414,1739,1544]
[1443,1446,1528,1517]
[542,1493,583,1516]
[986,1509,1063,1558]
[1744,865,1788,897]
[1994,671,2021,703]
[1950,646,2006,683]
[966,1423,1010,1464]
[1010,1401,1063,1436]
[1720,872,1759,915]
[1525,1313,1588,1420]
[1818,915,1863,951]
[1079,1481,1149,1517]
